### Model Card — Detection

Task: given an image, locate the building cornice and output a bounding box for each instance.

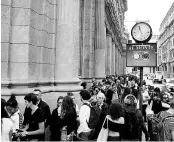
[159,19,174,39]
[105,0,125,51]
[160,2,174,31]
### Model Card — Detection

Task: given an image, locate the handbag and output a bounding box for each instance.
[146,100,154,115]
[97,116,109,142]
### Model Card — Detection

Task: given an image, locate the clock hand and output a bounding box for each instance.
[139,26,142,34]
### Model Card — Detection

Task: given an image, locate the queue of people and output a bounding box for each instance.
[1,74,174,141]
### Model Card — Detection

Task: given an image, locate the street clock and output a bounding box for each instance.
[131,22,152,43]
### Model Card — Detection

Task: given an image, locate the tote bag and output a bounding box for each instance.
[146,100,154,115]
[97,117,109,142]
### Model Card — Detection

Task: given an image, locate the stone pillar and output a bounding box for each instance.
[120,54,122,74]
[123,52,126,74]
[109,40,112,75]
[55,0,82,91]
[117,49,120,75]
[8,1,31,85]
[115,46,118,75]
[106,33,112,75]
[112,42,116,75]
[94,0,106,80]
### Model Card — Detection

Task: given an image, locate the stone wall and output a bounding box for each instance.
[1,0,57,93]
[1,0,128,108]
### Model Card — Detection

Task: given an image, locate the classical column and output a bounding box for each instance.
[55,0,82,91]
[112,42,116,75]
[106,33,112,75]
[115,46,118,75]
[94,0,106,80]
[119,50,121,75]
[117,49,120,75]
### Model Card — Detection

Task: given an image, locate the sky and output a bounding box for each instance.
[124,0,174,36]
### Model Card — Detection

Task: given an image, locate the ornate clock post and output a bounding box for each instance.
[127,22,156,119]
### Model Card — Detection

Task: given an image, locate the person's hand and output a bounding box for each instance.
[20,130,27,137]
[145,133,150,141]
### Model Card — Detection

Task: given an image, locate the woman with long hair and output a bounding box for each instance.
[51,96,63,141]
[102,102,124,141]
[6,94,24,131]
[60,95,77,141]
[1,98,14,142]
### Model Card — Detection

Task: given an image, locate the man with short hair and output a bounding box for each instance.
[33,89,51,128]
[23,89,51,140]
[77,90,92,140]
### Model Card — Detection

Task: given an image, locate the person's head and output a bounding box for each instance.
[116,79,120,85]
[109,103,123,120]
[1,98,9,118]
[24,93,38,108]
[80,90,91,102]
[130,79,135,87]
[57,96,63,108]
[33,89,42,101]
[81,82,87,89]
[154,87,160,93]
[62,96,74,112]
[6,94,18,115]
[93,87,100,95]
[67,92,75,104]
[97,92,105,104]
[105,81,111,88]
[92,78,96,83]
[124,94,137,107]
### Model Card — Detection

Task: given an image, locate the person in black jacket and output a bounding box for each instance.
[94,92,108,139]
[51,96,63,141]
[123,94,149,141]
[151,87,163,114]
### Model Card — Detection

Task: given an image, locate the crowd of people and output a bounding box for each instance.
[1,74,174,141]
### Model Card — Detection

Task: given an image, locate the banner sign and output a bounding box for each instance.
[126,43,157,67]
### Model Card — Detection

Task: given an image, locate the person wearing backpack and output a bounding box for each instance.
[122,94,149,141]
[77,90,100,140]
[157,98,174,141]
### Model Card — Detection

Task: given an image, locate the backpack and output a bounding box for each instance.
[123,109,140,140]
[83,103,101,129]
[149,112,173,141]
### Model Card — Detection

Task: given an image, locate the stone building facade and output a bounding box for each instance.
[157,2,174,78]
[1,0,128,111]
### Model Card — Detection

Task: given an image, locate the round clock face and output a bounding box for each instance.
[131,22,152,43]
